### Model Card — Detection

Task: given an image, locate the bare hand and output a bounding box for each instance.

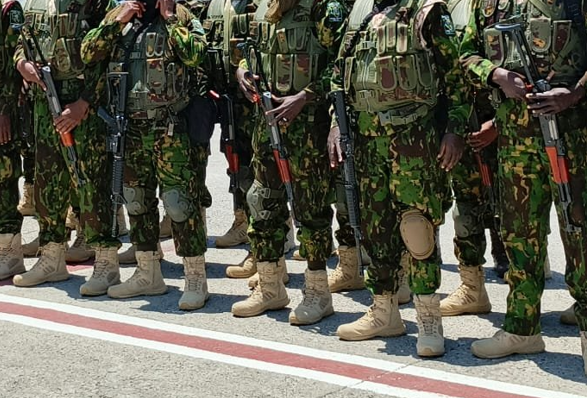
[438,133,464,171]
[327,126,343,168]
[0,115,11,145]
[54,99,90,135]
[236,67,259,103]
[115,1,145,24]
[468,119,497,151]
[491,67,528,100]
[16,60,46,91]
[526,87,585,116]
[156,0,175,19]
[265,91,309,126]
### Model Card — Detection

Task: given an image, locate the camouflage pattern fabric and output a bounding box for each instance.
[460,0,587,334]
[0,4,23,235]
[331,0,469,295]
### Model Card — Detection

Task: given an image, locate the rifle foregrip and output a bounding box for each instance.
[60,132,74,147]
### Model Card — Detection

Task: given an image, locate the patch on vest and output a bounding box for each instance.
[9,9,23,25]
[327,1,344,23]
[441,14,456,36]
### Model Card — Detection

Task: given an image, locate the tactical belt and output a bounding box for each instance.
[377,103,430,127]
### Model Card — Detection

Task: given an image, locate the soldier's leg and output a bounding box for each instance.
[285,109,335,326]
[0,140,25,280]
[108,121,165,299]
[441,147,491,316]
[231,117,290,318]
[336,129,405,342]
[13,99,70,287]
[471,134,550,359]
[76,113,121,296]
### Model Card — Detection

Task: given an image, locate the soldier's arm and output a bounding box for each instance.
[423,3,470,137]
[1,10,24,116]
[80,7,125,65]
[167,5,208,68]
[309,0,348,100]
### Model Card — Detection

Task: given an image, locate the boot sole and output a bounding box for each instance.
[471,345,545,359]
[329,282,365,293]
[226,270,257,279]
[440,304,492,317]
[417,347,446,357]
[179,294,210,311]
[232,298,291,318]
[289,307,335,326]
[108,286,168,299]
[338,326,407,341]
[13,272,70,287]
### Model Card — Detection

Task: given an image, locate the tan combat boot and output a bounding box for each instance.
[471,330,545,359]
[22,237,40,257]
[440,265,491,316]
[215,209,248,248]
[159,214,172,239]
[232,261,290,317]
[80,247,120,296]
[108,250,167,298]
[560,304,577,325]
[247,256,289,288]
[289,269,334,325]
[581,331,587,376]
[414,294,445,357]
[397,252,412,305]
[13,242,69,287]
[117,207,129,236]
[17,182,35,216]
[118,243,163,265]
[65,229,95,263]
[328,245,364,293]
[179,256,209,310]
[337,292,406,341]
[0,233,26,280]
[226,252,257,278]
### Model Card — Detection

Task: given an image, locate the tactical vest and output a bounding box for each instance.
[249,0,328,96]
[447,0,473,35]
[344,0,440,114]
[25,0,92,80]
[482,0,587,87]
[108,18,190,119]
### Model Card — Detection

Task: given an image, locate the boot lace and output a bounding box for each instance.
[186,273,205,291]
[301,287,320,307]
[91,257,111,279]
[70,234,85,250]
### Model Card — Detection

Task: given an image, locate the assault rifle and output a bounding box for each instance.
[469,108,498,230]
[97,72,129,238]
[17,24,84,186]
[331,90,364,272]
[238,40,300,227]
[495,22,580,234]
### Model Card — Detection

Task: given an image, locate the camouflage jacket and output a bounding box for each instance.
[0,0,23,115]
[13,0,115,107]
[331,0,470,137]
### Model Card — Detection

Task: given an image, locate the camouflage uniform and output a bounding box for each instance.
[81,2,210,308]
[460,0,587,354]
[0,0,23,237]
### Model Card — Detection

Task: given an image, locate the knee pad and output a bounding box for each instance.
[246,180,284,222]
[400,209,435,260]
[161,188,195,223]
[453,202,484,238]
[123,186,148,216]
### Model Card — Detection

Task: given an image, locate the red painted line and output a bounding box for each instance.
[0,301,535,398]
[0,265,92,287]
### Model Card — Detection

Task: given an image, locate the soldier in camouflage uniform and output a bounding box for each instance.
[328,0,469,356]
[0,0,25,281]
[231,0,348,324]
[13,0,121,292]
[81,0,209,310]
[460,0,587,371]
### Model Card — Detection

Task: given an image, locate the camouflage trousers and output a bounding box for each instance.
[334,171,362,247]
[355,111,449,295]
[498,112,587,334]
[0,140,23,235]
[20,137,34,184]
[248,105,337,264]
[124,117,206,257]
[34,97,118,248]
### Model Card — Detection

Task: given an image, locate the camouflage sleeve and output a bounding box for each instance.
[458,0,496,88]
[79,0,118,107]
[80,7,124,66]
[167,5,208,68]
[310,0,348,99]
[0,5,24,115]
[422,3,470,137]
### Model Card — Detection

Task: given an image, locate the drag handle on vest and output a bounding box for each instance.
[331,90,364,275]
[98,72,129,238]
[495,22,580,234]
